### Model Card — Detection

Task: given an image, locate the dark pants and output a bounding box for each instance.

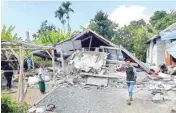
[5,76,12,89]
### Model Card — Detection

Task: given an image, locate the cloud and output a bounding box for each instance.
[108,5,151,27]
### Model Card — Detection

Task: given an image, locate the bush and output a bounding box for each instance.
[1,95,30,113]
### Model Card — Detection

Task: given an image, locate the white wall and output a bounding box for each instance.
[156,39,165,66]
[146,38,166,66]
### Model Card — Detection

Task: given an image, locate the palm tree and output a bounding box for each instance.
[55,7,66,34]
[62,1,74,32]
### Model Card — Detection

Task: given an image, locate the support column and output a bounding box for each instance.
[32,54,35,72]
[52,49,56,85]
[18,45,24,102]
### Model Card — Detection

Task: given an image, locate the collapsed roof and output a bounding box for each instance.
[54,29,150,73]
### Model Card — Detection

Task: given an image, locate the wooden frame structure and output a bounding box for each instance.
[1,41,62,102]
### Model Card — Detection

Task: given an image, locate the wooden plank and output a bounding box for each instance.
[89,37,93,51]
[81,72,120,79]
[18,45,24,102]
[52,49,56,85]
[100,46,120,50]
[86,77,108,86]
[121,46,150,73]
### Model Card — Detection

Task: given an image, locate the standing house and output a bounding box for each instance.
[146,23,176,66]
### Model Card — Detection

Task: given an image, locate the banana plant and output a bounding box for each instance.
[1,25,22,41]
[33,29,71,45]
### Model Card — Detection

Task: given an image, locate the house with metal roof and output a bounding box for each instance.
[146,23,176,66]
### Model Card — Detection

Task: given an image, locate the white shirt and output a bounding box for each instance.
[38,68,45,81]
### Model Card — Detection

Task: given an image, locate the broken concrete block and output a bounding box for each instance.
[152,93,164,102]
[36,106,45,113]
[27,107,36,113]
[162,84,172,91]
[86,77,108,86]
[158,72,171,79]
[167,91,176,100]
[73,78,79,84]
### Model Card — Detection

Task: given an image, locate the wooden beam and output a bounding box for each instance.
[80,72,121,79]
[1,48,51,50]
[100,46,120,50]
[89,37,93,51]
[32,54,35,72]
[81,36,92,42]
[46,50,53,58]
[7,47,19,61]
[52,49,56,85]
[18,45,24,102]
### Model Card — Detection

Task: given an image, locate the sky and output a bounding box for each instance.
[1,1,176,40]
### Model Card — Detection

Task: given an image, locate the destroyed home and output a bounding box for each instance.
[2,1,176,113]
[55,29,150,73]
[146,23,176,67]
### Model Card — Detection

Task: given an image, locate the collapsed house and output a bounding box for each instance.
[55,29,150,73]
[146,23,176,67]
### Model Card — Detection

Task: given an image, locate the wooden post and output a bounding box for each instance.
[18,45,24,102]
[72,41,75,52]
[60,49,64,68]
[52,49,56,85]
[32,54,35,72]
[89,37,93,51]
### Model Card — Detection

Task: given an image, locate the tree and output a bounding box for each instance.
[1,25,22,41]
[62,1,74,31]
[33,21,71,45]
[88,11,118,39]
[113,19,155,61]
[55,7,66,33]
[149,10,176,30]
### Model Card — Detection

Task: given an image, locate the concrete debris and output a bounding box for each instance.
[86,77,108,86]
[69,51,107,73]
[158,72,171,79]
[27,107,36,113]
[73,78,79,84]
[35,106,45,113]
[152,93,164,102]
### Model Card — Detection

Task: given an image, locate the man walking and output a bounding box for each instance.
[125,59,137,105]
[2,62,14,91]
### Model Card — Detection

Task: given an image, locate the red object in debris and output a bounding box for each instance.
[120,67,125,72]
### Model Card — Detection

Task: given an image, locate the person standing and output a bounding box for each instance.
[38,63,46,94]
[125,59,137,105]
[2,62,14,91]
[27,57,32,71]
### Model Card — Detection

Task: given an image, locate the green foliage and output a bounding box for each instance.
[113,20,155,61]
[33,29,70,45]
[1,25,22,41]
[33,21,71,45]
[150,10,176,30]
[88,11,118,39]
[1,95,30,113]
[33,56,52,68]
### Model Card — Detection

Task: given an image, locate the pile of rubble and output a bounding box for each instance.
[54,51,148,88]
